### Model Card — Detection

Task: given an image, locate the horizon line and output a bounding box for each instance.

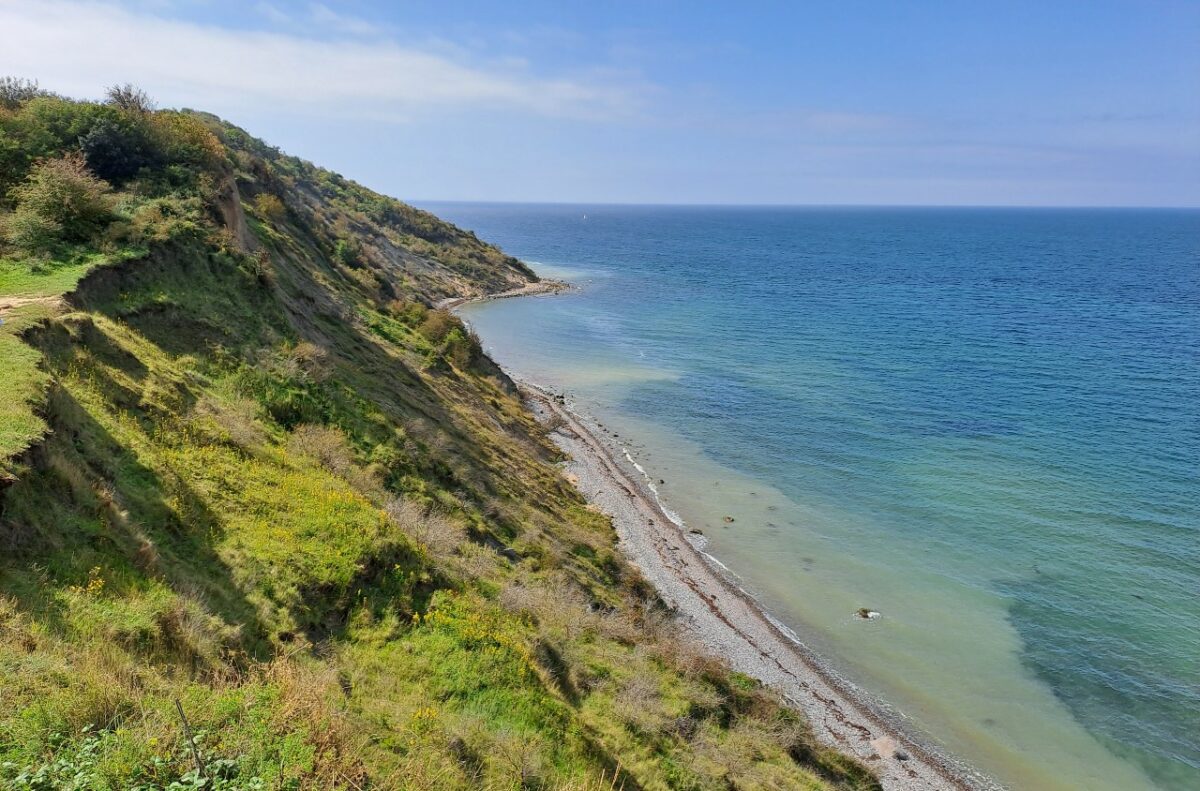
[410,199,1200,211]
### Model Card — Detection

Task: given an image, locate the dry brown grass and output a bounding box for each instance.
[385,498,467,559]
[190,393,269,453]
[264,658,368,788]
[288,424,355,477]
[289,423,385,497]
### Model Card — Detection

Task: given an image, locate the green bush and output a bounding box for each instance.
[6,97,107,166]
[2,208,60,252]
[417,308,460,345]
[125,196,204,244]
[251,193,284,221]
[151,112,224,170]
[5,153,111,250]
[332,237,361,268]
[442,327,482,369]
[79,115,161,184]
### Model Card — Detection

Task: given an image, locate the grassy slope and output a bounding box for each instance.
[0,105,878,790]
[1,249,147,466]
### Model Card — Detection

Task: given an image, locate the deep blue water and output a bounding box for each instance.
[421,203,1200,790]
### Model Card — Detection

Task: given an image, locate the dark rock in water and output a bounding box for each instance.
[658,479,665,485]
[856,608,880,620]
[689,528,703,535]
[723,516,735,523]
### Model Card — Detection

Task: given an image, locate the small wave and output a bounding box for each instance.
[764,612,807,648]
[621,447,688,529]
[703,551,734,573]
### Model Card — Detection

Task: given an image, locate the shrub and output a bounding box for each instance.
[0,130,24,202]
[151,111,225,170]
[288,424,355,479]
[79,115,160,183]
[5,153,111,250]
[105,83,155,115]
[2,208,60,252]
[252,193,285,221]
[285,341,332,382]
[3,97,109,189]
[441,327,482,369]
[125,196,204,243]
[332,237,361,268]
[388,298,429,326]
[416,308,460,345]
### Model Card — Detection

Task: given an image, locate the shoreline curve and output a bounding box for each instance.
[452,279,1001,791]
[521,382,998,791]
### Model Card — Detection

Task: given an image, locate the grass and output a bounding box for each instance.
[1,247,148,468]
[0,311,48,468]
[0,247,146,299]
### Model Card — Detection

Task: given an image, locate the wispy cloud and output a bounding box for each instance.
[0,0,643,121]
[255,3,384,39]
[306,3,378,38]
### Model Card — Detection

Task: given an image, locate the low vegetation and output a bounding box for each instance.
[0,79,878,790]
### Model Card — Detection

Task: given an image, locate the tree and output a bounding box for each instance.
[5,153,112,250]
[105,83,155,115]
[0,77,41,110]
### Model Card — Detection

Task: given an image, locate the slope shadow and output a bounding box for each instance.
[0,385,272,664]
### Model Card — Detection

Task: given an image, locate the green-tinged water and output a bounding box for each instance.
[433,204,1200,791]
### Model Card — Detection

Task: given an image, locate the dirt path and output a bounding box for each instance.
[0,295,62,319]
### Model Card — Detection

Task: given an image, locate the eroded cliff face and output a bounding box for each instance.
[212,172,255,254]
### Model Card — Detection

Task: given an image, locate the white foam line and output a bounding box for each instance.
[621,448,688,529]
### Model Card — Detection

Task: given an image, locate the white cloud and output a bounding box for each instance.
[0,0,642,121]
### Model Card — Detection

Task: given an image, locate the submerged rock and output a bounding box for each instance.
[856,608,881,620]
[723,515,735,523]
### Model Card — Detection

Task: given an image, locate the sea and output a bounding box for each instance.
[419,203,1200,791]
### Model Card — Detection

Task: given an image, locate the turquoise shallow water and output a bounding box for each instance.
[423,203,1200,790]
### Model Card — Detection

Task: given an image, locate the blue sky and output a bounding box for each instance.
[1,0,1197,206]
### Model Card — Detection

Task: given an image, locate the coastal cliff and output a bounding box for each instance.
[0,86,877,789]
